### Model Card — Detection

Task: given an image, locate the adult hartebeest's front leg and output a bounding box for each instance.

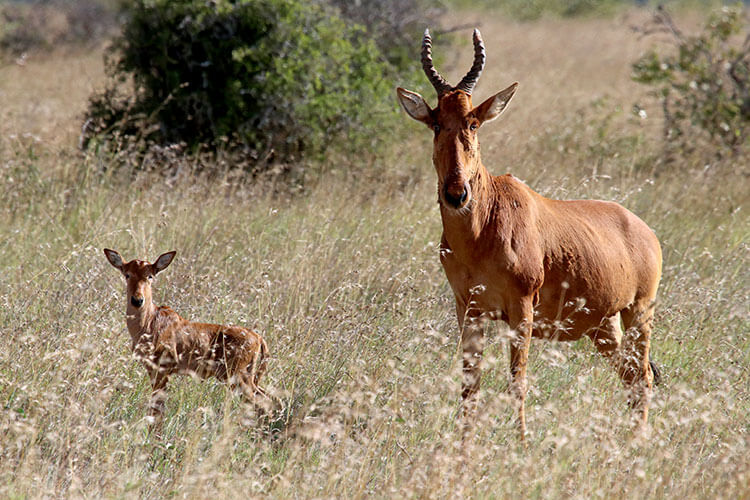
[457,300,487,439]
[508,296,534,442]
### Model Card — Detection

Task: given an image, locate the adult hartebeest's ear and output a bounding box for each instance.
[396,87,432,125]
[103,248,124,271]
[474,82,518,124]
[153,251,176,274]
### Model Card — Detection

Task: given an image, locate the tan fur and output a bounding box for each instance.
[104,249,270,434]
[397,33,661,440]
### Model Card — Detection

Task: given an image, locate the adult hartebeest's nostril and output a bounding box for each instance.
[131,296,144,308]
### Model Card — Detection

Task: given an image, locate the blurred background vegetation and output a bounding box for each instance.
[632,5,749,159]
[81,0,433,173]
[0,1,748,498]
[3,0,447,179]
[1,0,747,180]
[0,0,119,54]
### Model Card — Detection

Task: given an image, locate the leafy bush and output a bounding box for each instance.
[84,0,398,171]
[632,6,750,158]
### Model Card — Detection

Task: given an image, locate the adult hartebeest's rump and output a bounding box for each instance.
[396,29,662,438]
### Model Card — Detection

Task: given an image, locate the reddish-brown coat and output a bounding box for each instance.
[398,31,661,439]
[104,249,269,433]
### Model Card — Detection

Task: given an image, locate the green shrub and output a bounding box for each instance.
[632,6,750,158]
[84,0,398,170]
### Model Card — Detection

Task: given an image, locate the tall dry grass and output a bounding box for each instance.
[1,9,748,499]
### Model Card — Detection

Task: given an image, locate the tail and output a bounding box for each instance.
[649,357,662,386]
[254,337,269,389]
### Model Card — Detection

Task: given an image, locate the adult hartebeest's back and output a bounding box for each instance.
[396,29,662,439]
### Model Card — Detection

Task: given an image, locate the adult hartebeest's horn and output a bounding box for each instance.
[455,29,486,95]
[421,29,452,95]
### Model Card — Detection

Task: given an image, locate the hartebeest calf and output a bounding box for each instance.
[104,249,270,433]
[396,29,662,439]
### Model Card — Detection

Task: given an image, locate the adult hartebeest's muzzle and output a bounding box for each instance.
[444,182,471,209]
[131,295,144,308]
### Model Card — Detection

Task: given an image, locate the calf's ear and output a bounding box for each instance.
[103,248,124,271]
[153,251,176,274]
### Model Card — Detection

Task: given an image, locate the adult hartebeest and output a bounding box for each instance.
[104,249,271,434]
[396,29,662,439]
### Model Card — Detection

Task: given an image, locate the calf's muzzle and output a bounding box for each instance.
[443,181,471,209]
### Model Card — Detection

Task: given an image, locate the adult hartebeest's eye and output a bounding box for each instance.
[433,124,441,134]
[124,273,131,279]
[147,275,154,281]
[469,122,478,131]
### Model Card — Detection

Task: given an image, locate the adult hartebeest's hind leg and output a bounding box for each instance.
[618,299,657,427]
[589,313,624,364]
[508,296,534,442]
[591,310,661,430]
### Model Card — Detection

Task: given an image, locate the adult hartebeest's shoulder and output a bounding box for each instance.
[486,174,546,292]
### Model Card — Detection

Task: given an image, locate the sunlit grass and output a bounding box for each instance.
[1,9,748,499]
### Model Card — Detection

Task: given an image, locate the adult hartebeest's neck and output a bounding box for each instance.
[439,160,497,248]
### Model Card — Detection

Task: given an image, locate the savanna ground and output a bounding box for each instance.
[1,6,749,499]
